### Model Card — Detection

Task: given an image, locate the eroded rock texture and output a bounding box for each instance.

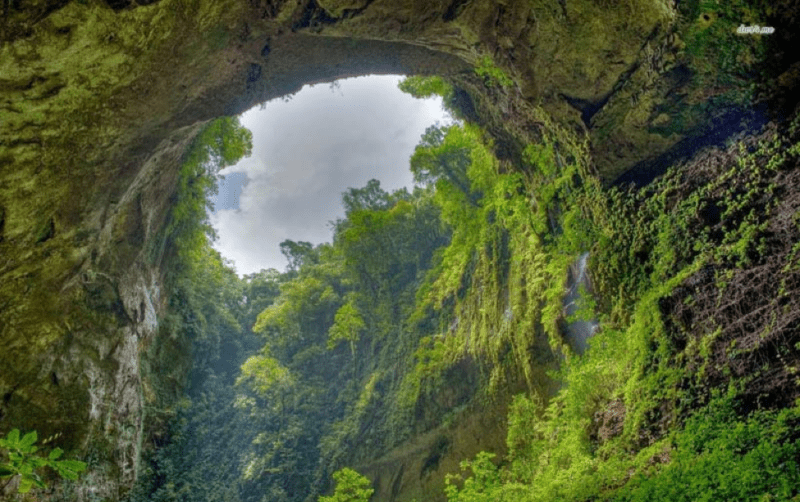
[0,0,797,498]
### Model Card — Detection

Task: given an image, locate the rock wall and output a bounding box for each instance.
[0,0,796,498]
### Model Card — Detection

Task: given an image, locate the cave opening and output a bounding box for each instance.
[3,0,800,500]
[208,73,455,275]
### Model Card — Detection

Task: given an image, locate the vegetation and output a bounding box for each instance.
[431,84,800,501]
[0,429,87,494]
[473,56,514,88]
[128,116,261,502]
[128,74,800,502]
[318,468,374,502]
[646,0,777,139]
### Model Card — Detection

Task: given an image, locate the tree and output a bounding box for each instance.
[318,468,374,502]
[240,268,283,332]
[327,298,366,359]
[397,75,465,120]
[158,116,253,274]
[398,75,452,100]
[341,179,398,215]
[280,240,316,273]
[410,125,481,206]
[197,116,254,174]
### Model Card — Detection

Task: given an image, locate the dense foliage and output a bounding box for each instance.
[129,110,455,501]
[318,468,374,502]
[129,67,800,502]
[128,117,265,502]
[427,81,800,501]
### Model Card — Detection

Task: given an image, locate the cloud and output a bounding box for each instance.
[211,75,451,276]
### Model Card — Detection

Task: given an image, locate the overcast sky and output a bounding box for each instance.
[209,75,452,276]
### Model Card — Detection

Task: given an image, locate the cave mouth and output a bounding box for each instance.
[209,74,454,275]
[218,33,471,121]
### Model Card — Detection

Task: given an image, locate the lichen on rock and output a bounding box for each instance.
[0,0,797,499]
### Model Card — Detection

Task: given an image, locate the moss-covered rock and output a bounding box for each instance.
[0,0,796,499]
[317,0,370,18]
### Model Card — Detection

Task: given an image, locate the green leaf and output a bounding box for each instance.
[7,429,20,445]
[28,456,46,468]
[20,431,37,449]
[58,468,79,481]
[0,465,16,477]
[57,459,87,472]
[18,476,33,493]
[49,448,63,460]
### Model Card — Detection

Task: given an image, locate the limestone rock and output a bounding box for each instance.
[0,0,796,499]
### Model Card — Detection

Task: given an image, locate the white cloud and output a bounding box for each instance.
[211,74,451,275]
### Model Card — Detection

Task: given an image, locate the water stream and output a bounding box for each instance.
[562,252,599,354]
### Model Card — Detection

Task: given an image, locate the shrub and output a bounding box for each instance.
[0,429,87,494]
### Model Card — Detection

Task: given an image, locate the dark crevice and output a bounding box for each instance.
[105,0,132,10]
[560,93,609,127]
[562,59,644,128]
[293,0,378,31]
[106,0,159,9]
[291,0,336,31]
[448,85,479,123]
[637,23,663,54]
[1,386,17,421]
[247,63,262,83]
[564,24,662,128]
[494,3,505,31]
[443,0,470,22]
[419,436,450,478]
[1,0,70,42]
[35,217,55,244]
[557,0,567,18]
[613,106,770,187]
[336,0,378,20]
[390,464,405,500]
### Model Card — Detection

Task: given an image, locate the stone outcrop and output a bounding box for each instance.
[0,0,796,498]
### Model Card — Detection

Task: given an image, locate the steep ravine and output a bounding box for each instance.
[1,0,799,500]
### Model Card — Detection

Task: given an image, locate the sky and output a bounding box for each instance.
[209,75,452,276]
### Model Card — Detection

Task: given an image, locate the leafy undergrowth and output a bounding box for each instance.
[438,87,800,501]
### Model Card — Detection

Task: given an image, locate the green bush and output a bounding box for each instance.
[474,56,513,88]
[615,395,800,501]
[319,468,374,502]
[0,429,87,494]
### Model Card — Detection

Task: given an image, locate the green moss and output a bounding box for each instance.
[436,91,800,502]
[474,56,514,88]
[317,0,370,18]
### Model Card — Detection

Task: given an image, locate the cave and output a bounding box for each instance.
[1,0,799,500]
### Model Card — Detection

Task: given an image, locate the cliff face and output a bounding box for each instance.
[0,0,796,499]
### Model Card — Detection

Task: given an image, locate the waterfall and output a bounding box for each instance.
[562,252,599,354]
